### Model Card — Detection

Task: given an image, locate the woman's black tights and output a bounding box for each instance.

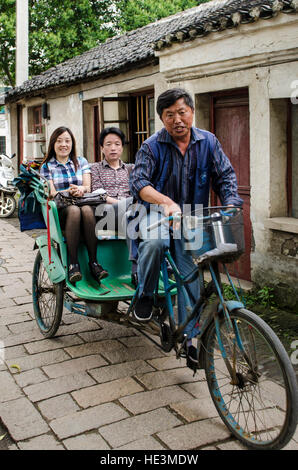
[63,205,97,265]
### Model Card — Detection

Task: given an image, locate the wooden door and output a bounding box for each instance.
[211,90,251,281]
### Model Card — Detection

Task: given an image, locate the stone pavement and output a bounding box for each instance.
[0,217,297,451]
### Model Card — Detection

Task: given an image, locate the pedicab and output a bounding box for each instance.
[29,166,176,345]
[28,166,297,450]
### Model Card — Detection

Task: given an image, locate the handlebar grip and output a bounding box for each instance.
[147,212,181,231]
[220,207,239,216]
[147,217,169,231]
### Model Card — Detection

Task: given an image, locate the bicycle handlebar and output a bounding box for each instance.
[147,212,182,231]
[146,207,239,231]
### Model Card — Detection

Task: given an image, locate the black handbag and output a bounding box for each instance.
[53,191,107,210]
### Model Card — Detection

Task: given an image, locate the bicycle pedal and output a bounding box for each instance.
[177,344,187,359]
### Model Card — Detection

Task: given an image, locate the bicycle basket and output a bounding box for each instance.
[183,206,245,264]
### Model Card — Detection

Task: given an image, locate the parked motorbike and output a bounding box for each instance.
[0,153,17,218]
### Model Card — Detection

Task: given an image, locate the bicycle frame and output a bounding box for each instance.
[149,247,247,373]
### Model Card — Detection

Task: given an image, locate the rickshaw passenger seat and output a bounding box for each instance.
[60,230,125,243]
[96,229,126,240]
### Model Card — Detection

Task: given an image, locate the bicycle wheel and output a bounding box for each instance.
[204,307,298,450]
[32,250,64,338]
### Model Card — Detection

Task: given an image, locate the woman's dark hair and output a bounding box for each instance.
[42,126,78,171]
[99,127,126,147]
[156,88,194,118]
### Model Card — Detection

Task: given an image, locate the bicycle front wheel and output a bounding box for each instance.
[32,250,64,338]
[204,308,298,450]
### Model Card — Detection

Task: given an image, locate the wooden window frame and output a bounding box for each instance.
[129,89,154,160]
[287,100,293,216]
[28,105,44,135]
[287,100,298,218]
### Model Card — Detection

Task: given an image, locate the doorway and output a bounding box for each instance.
[210,89,251,281]
[96,90,155,163]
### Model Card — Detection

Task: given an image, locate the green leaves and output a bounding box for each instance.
[0,0,119,86]
[0,0,16,86]
[28,0,118,79]
[117,0,208,31]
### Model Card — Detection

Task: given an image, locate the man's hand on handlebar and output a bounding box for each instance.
[161,201,181,218]
[161,201,182,229]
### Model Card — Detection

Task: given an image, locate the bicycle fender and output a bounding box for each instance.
[218,300,244,312]
[34,235,66,284]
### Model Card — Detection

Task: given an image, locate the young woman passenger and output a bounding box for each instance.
[40,126,108,284]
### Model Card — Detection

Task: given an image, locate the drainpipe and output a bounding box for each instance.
[16,0,29,86]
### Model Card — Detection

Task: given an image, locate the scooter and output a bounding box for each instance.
[0,153,17,217]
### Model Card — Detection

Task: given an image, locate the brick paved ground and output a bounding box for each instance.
[0,216,297,451]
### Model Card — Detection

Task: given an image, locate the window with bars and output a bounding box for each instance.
[28,105,44,134]
[131,93,155,156]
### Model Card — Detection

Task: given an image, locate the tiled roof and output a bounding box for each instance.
[153,0,298,50]
[5,0,297,103]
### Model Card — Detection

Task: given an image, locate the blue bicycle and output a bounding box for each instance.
[126,206,298,450]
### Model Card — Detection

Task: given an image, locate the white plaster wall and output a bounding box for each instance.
[0,110,12,170]
[46,93,84,155]
[158,15,298,75]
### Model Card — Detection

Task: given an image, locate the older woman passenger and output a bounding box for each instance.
[91,127,137,286]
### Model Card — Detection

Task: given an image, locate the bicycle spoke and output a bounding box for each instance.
[33,251,63,338]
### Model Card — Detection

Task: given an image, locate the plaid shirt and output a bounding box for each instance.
[40,156,91,191]
[91,159,134,199]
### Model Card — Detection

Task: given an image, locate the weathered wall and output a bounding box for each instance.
[157,14,298,304]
